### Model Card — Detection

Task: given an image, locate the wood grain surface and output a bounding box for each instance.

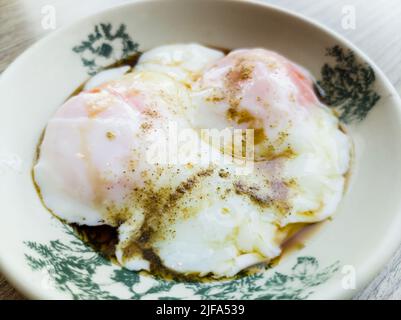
[1,0,401,300]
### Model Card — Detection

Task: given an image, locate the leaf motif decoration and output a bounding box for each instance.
[72,23,139,75]
[24,225,118,300]
[24,223,340,300]
[317,45,381,123]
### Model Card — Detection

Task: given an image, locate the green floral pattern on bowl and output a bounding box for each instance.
[25,224,340,300]
[72,23,139,75]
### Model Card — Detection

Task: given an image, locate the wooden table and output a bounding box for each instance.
[1,0,401,300]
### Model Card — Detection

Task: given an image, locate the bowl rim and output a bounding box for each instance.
[1,0,401,300]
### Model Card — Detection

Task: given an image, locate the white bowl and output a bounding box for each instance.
[1,0,401,300]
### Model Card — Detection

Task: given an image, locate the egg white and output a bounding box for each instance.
[135,43,224,86]
[34,44,351,278]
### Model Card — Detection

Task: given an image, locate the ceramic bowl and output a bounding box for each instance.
[1,0,401,300]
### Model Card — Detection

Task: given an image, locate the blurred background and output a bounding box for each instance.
[1,0,401,300]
